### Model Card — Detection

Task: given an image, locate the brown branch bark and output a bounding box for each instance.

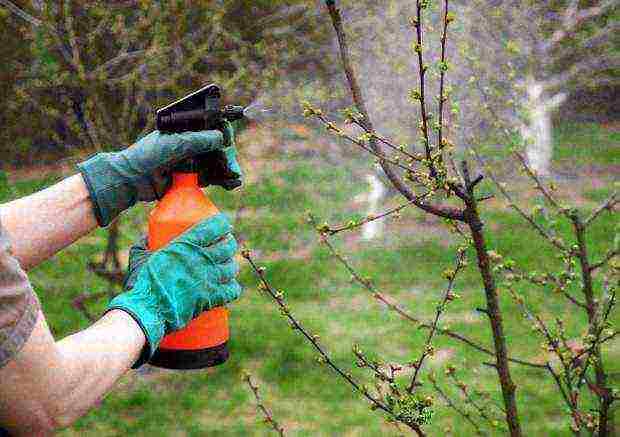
[324,1,464,222]
[412,0,435,178]
[436,0,450,171]
[461,161,522,437]
[585,192,618,228]
[407,250,467,393]
[569,212,613,436]
[87,220,124,286]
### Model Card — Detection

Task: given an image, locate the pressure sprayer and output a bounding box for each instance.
[147,83,245,370]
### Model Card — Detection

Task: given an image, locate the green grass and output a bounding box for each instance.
[553,122,620,166]
[1,121,618,436]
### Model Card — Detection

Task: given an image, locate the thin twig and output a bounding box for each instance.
[322,199,420,236]
[241,250,425,436]
[513,152,564,215]
[473,150,568,253]
[437,0,451,170]
[243,373,286,436]
[312,112,419,174]
[590,248,619,273]
[429,374,485,436]
[447,371,499,428]
[309,214,546,371]
[350,119,422,162]
[584,192,618,227]
[408,249,467,393]
[412,0,436,178]
[309,214,545,369]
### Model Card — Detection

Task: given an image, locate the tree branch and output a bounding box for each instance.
[324,0,465,222]
[429,374,485,436]
[243,373,286,436]
[461,160,522,436]
[242,249,425,436]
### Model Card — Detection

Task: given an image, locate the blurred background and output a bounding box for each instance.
[0,0,618,435]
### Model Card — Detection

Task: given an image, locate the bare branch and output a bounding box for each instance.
[546,0,618,49]
[590,249,619,273]
[241,250,425,435]
[0,0,41,25]
[545,56,620,90]
[513,152,564,211]
[321,199,420,236]
[585,193,618,227]
[309,214,546,372]
[473,150,569,253]
[461,160,523,436]
[88,50,147,80]
[429,374,485,436]
[349,118,422,162]
[437,0,451,172]
[412,0,435,178]
[243,373,286,436]
[447,370,502,428]
[0,0,74,66]
[324,0,464,222]
[407,248,467,393]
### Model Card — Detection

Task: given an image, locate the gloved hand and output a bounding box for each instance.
[106,213,242,368]
[197,122,243,190]
[78,121,242,227]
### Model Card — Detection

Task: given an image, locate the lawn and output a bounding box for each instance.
[1,121,618,436]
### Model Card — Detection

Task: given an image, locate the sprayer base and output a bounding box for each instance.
[148,342,229,370]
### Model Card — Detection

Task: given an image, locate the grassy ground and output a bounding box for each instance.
[2,121,618,436]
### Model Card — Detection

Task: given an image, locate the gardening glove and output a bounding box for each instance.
[78,121,242,227]
[198,122,243,190]
[106,213,242,368]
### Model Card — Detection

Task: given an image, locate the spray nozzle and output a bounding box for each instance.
[156,83,246,134]
[156,84,246,174]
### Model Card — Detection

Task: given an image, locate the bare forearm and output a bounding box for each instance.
[0,310,145,435]
[53,310,145,426]
[0,174,98,270]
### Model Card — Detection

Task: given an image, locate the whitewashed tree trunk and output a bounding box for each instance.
[522,75,567,176]
[361,173,387,240]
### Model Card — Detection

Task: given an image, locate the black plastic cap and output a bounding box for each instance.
[148,342,230,370]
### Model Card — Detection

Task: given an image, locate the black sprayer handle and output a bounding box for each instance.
[155,84,245,175]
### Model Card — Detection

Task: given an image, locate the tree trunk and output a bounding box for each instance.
[523,76,553,177]
[87,218,124,286]
[522,76,568,177]
[361,173,387,240]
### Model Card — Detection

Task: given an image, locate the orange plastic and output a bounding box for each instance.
[148,172,230,351]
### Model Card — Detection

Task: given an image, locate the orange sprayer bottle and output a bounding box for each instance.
[147,84,245,370]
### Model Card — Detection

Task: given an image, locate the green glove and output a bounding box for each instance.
[198,122,243,190]
[78,122,242,227]
[107,213,242,368]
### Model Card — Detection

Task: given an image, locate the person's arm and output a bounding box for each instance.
[0,126,242,272]
[0,175,97,271]
[0,309,145,436]
[0,213,241,435]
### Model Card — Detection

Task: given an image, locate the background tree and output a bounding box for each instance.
[325,0,618,240]
[0,0,331,294]
[460,0,619,176]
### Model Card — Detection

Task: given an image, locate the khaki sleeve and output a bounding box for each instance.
[0,217,40,368]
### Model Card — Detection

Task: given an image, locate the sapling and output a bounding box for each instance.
[244,1,618,435]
